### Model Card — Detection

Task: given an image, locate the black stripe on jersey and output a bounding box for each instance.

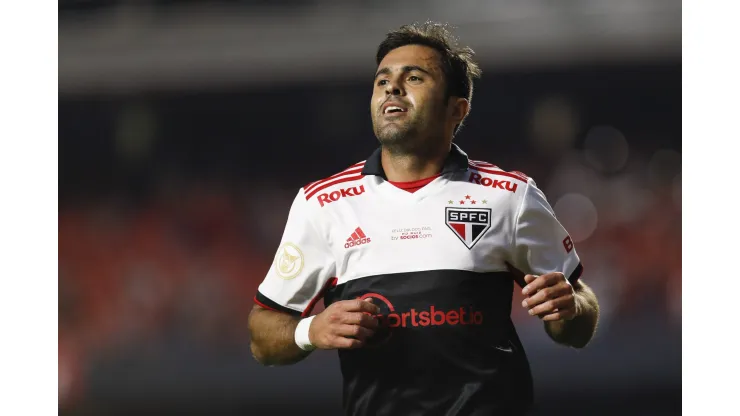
[254,291,302,316]
[569,263,584,284]
[506,262,583,287]
[321,269,534,416]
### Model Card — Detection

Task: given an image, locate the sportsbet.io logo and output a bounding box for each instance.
[358,292,484,346]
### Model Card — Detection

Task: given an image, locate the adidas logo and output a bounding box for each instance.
[344,227,372,249]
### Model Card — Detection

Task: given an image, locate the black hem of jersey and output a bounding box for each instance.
[255,291,302,317]
[568,263,584,284]
[505,261,583,286]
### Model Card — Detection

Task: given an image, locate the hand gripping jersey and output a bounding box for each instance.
[255,145,583,416]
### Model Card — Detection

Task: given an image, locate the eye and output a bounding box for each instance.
[377,79,388,86]
[408,75,422,82]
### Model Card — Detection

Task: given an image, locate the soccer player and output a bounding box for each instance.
[248,22,600,415]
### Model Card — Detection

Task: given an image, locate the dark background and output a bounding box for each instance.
[59,1,681,415]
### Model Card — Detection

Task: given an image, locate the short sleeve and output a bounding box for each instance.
[255,189,337,316]
[511,179,583,283]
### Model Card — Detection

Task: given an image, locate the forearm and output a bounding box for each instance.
[248,306,311,366]
[544,281,599,348]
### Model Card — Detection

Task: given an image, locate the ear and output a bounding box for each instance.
[448,97,470,125]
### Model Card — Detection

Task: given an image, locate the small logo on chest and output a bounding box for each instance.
[445,207,491,249]
[345,227,372,249]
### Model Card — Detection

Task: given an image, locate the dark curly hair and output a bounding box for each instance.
[376,22,482,134]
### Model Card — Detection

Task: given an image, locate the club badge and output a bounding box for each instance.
[445,195,491,249]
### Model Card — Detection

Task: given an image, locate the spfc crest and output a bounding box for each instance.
[445,207,491,249]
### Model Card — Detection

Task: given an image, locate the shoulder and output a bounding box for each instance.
[465,159,532,194]
[301,160,367,208]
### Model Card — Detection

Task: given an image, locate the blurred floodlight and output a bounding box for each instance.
[583,125,630,173]
[528,96,580,155]
[608,174,656,224]
[648,149,682,188]
[553,193,598,242]
[545,151,602,200]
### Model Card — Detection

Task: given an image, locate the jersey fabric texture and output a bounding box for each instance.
[255,144,583,416]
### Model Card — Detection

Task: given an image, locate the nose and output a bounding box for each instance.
[385,77,404,96]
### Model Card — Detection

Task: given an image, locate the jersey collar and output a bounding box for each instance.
[361,143,470,179]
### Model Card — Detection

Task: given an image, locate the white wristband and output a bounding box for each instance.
[295,316,317,351]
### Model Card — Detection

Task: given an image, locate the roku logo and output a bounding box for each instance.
[468,172,518,192]
[317,185,365,207]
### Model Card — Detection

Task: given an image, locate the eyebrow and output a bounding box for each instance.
[374,65,432,80]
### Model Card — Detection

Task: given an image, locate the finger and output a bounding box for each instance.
[358,313,379,329]
[542,272,567,286]
[542,308,576,321]
[533,294,574,316]
[522,282,572,309]
[521,275,545,296]
[343,299,381,315]
[333,336,363,349]
[522,272,564,296]
[359,299,381,315]
[528,294,574,317]
[523,274,537,285]
[341,312,379,329]
[336,324,375,341]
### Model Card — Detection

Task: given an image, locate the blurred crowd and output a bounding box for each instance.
[58,61,680,411]
[58,149,681,410]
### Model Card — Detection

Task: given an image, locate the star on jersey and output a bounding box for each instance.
[444,195,492,248]
[455,195,487,205]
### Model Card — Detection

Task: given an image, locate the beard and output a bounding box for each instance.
[373,107,449,156]
[371,98,449,156]
[373,116,420,153]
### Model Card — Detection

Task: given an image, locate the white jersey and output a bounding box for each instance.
[254,144,582,415]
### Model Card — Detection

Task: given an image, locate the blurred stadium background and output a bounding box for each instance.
[58,1,681,415]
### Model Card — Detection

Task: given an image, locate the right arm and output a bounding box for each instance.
[248,299,380,366]
[248,305,309,366]
[249,187,379,366]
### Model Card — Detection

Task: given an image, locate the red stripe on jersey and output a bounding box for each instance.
[469,160,499,169]
[302,277,338,317]
[304,174,365,200]
[468,165,529,182]
[304,162,365,193]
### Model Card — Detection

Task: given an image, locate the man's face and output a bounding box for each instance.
[370,44,449,152]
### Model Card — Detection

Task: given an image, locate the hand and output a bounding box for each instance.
[308,299,380,349]
[521,272,579,321]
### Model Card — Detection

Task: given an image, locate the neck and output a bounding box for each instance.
[380,143,450,182]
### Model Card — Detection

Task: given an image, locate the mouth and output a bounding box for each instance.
[381,102,409,116]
